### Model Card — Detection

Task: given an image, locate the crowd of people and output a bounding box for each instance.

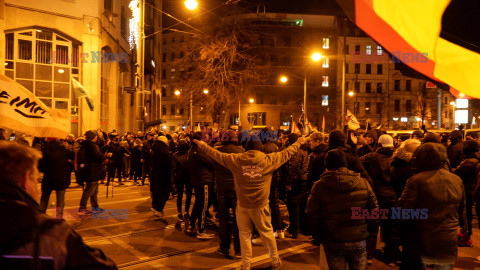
[0,126,479,270]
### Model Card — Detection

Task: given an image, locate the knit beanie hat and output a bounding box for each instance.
[325,149,347,170]
[328,130,346,148]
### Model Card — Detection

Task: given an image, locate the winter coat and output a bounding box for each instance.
[39,140,74,191]
[282,146,309,187]
[357,144,374,157]
[306,168,378,243]
[453,152,480,195]
[150,141,172,189]
[447,131,464,169]
[83,140,106,182]
[390,148,416,198]
[188,144,214,186]
[130,146,142,169]
[398,143,465,265]
[310,146,371,184]
[199,141,301,209]
[141,139,154,164]
[213,143,245,192]
[0,180,116,270]
[361,147,396,205]
[111,145,130,166]
[172,150,190,184]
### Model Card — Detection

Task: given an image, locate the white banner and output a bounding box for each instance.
[346,109,360,130]
[0,74,70,138]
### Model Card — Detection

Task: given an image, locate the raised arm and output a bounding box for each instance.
[193,140,235,170]
[266,136,306,171]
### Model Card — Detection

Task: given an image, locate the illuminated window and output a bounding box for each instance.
[322,76,329,87]
[377,46,383,55]
[365,102,371,114]
[366,45,371,55]
[322,57,329,68]
[323,38,329,49]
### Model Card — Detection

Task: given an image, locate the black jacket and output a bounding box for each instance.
[39,140,74,191]
[213,143,245,192]
[83,140,106,182]
[0,180,116,269]
[306,168,378,243]
[188,144,214,186]
[390,148,416,198]
[361,147,396,205]
[453,152,480,195]
[173,151,190,184]
[150,141,171,189]
[447,131,464,169]
[282,146,309,186]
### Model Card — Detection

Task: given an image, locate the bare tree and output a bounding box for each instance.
[415,81,436,126]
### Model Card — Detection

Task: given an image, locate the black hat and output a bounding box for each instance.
[463,140,479,156]
[328,130,346,148]
[325,149,347,170]
[85,130,97,141]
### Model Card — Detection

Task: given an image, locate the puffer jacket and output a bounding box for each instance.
[306,168,378,243]
[399,143,465,265]
[0,180,116,269]
[390,148,416,198]
[213,143,245,192]
[361,147,396,205]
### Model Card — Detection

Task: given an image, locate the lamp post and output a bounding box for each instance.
[450,101,456,129]
[279,52,322,133]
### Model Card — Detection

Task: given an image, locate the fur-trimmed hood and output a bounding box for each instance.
[392,147,414,163]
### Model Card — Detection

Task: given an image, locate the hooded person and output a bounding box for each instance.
[193,134,307,270]
[411,130,424,140]
[309,130,371,185]
[149,136,172,218]
[306,149,378,270]
[390,139,422,197]
[422,132,441,144]
[448,130,465,168]
[454,140,480,240]
[399,143,465,270]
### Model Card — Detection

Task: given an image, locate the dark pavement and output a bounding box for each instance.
[38,181,480,269]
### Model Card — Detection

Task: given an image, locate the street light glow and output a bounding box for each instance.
[58,68,65,74]
[311,52,322,62]
[184,0,198,10]
[175,90,181,96]
[280,76,288,83]
[203,89,209,94]
[249,98,254,103]
[450,101,455,106]
[348,91,355,97]
[459,93,465,98]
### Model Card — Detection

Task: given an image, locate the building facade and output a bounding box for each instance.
[1,0,139,136]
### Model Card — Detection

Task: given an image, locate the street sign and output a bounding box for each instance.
[123,87,136,93]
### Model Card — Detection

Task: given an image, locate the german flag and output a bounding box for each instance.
[336,0,480,99]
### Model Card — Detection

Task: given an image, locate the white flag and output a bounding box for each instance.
[345,109,360,130]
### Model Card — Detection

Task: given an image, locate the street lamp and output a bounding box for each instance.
[184,0,198,10]
[280,76,288,83]
[249,98,254,103]
[203,89,209,94]
[311,52,322,62]
[348,91,355,97]
[175,90,181,96]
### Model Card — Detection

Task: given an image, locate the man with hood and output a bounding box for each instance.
[309,130,371,185]
[390,139,422,198]
[306,149,378,270]
[399,143,465,270]
[361,134,397,265]
[149,136,172,218]
[454,140,480,240]
[193,135,307,270]
[0,141,116,269]
[448,130,465,169]
[140,132,154,185]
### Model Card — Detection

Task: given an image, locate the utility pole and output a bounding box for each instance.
[341,35,346,129]
[437,88,442,130]
[190,93,193,130]
[304,70,307,133]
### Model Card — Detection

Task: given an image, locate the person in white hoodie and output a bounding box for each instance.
[194,134,306,270]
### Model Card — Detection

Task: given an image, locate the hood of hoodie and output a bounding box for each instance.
[320,168,364,192]
[450,130,463,145]
[238,150,267,165]
[413,142,448,172]
[392,147,414,163]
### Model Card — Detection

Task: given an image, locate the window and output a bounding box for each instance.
[377,64,383,74]
[171,104,176,115]
[56,45,69,65]
[104,0,112,13]
[36,40,52,64]
[354,102,359,114]
[121,6,126,37]
[161,86,166,97]
[366,82,371,93]
[322,57,329,68]
[162,53,167,62]
[376,82,383,93]
[6,33,13,60]
[406,80,412,91]
[162,105,167,115]
[322,95,329,106]
[365,102,371,114]
[280,113,292,127]
[366,45,371,55]
[162,69,166,79]
[377,46,383,55]
[345,81,349,91]
[230,113,239,125]
[355,81,360,92]
[322,76,329,87]
[323,38,329,49]
[171,52,175,61]
[247,112,266,125]
[180,35,185,42]
[366,64,371,74]
[394,80,400,91]
[345,63,349,73]
[18,40,32,60]
[179,107,184,115]
[406,100,412,113]
[345,45,349,54]
[376,102,382,114]
[162,38,167,45]
[354,64,360,73]
[355,45,360,55]
[394,100,400,112]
